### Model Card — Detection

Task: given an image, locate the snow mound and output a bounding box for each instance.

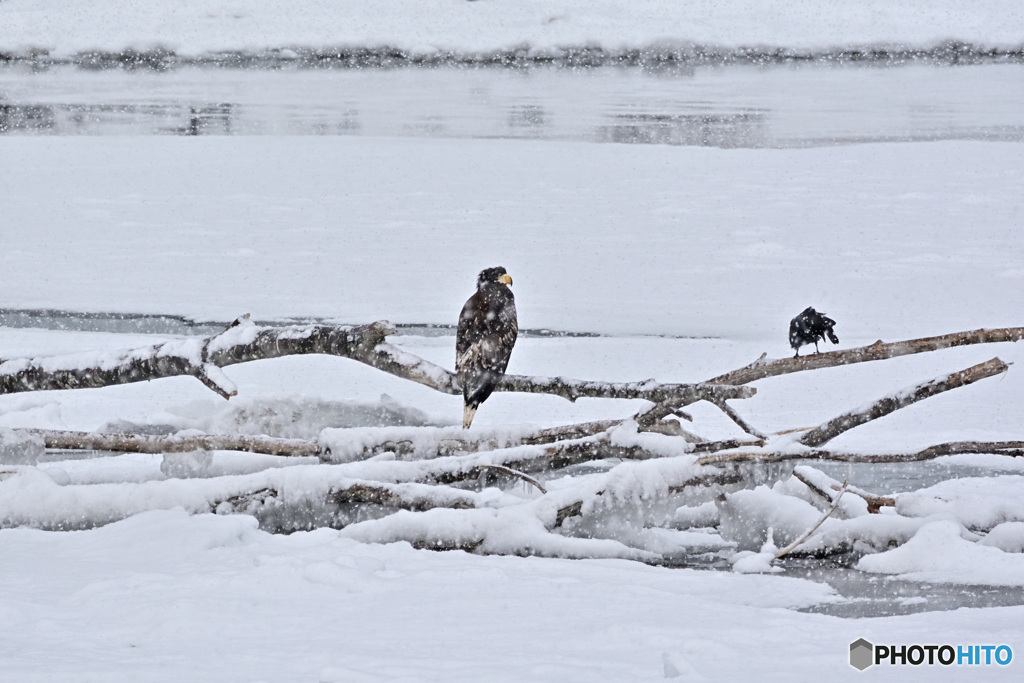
[979,522,1024,553]
[897,475,1024,530]
[857,519,1024,586]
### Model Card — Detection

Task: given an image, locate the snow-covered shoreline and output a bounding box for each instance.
[1,0,1023,66]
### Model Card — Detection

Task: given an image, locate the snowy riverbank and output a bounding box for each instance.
[1,0,1023,65]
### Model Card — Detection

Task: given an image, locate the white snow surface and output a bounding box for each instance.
[2,7,1024,675]
[1,0,1023,57]
[2,325,1024,677]
[2,137,1023,339]
[857,519,1024,586]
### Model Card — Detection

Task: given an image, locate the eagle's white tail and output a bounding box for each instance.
[462,405,477,429]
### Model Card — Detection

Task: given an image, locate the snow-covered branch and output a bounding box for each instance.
[707,326,1024,387]
[695,440,1024,466]
[25,428,319,457]
[798,357,1008,447]
[496,372,755,405]
[0,318,755,410]
[637,326,1022,428]
[0,319,441,396]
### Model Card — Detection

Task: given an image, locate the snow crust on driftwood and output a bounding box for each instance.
[1,323,1022,574]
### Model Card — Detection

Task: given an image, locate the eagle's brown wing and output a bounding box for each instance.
[456,288,517,427]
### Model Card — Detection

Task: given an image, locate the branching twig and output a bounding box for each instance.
[711,399,767,439]
[791,467,895,513]
[477,465,548,494]
[774,477,849,558]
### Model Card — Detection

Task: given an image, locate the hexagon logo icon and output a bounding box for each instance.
[850,638,874,670]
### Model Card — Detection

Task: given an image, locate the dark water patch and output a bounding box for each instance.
[783,559,1024,618]
[808,459,1023,496]
[0,308,229,336]
[652,551,1024,617]
[3,61,1023,146]
[598,109,768,147]
[0,101,55,132]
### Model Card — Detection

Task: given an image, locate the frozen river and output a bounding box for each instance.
[2,62,1024,147]
[3,60,1024,620]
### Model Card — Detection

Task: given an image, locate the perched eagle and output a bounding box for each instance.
[456,266,518,429]
[789,307,839,357]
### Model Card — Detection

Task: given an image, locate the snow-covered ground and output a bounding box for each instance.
[2,137,1022,339]
[2,2,1024,680]
[2,133,1023,676]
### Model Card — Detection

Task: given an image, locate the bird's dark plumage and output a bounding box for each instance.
[456,266,518,428]
[789,307,839,357]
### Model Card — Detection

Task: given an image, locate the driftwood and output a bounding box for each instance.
[320,420,625,462]
[395,432,762,488]
[0,318,754,409]
[552,467,746,530]
[477,465,548,494]
[798,357,1009,447]
[2,321,1022,568]
[709,398,767,439]
[0,319,413,398]
[696,440,1024,466]
[792,468,895,513]
[26,428,320,458]
[326,481,477,512]
[775,476,849,558]
[707,327,1024,386]
[11,422,628,462]
[636,326,1024,427]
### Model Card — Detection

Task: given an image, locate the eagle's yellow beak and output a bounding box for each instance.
[498,273,513,286]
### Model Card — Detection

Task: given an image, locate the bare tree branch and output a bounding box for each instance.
[915,440,1024,459]
[695,440,1024,466]
[477,465,548,494]
[0,320,431,396]
[790,469,837,504]
[798,358,1009,447]
[0,319,754,409]
[319,420,627,463]
[707,326,1024,387]
[711,399,767,439]
[636,326,1024,428]
[775,477,848,558]
[26,428,319,457]
[496,373,755,405]
[327,482,477,512]
[792,468,895,513]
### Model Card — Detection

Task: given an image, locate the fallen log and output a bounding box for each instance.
[695,440,1024,466]
[637,326,1023,427]
[707,326,1024,387]
[0,317,754,409]
[25,428,320,458]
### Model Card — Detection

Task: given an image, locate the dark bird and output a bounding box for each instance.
[456,266,518,428]
[789,307,839,357]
